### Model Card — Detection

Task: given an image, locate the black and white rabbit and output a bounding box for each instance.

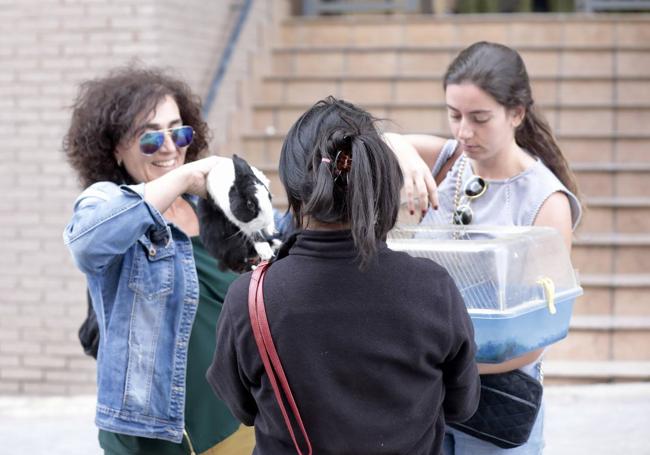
[198,154,279,272]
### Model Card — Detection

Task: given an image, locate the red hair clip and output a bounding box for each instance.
[334,150,352,177]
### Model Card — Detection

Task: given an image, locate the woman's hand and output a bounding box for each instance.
[180,155,220,199]
[384,133,439,216]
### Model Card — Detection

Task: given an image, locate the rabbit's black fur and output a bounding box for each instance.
[198,155,277,272]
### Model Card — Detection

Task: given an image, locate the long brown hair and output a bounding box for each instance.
[444,41,581,200]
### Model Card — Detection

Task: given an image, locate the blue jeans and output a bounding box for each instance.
[442,362,545,455]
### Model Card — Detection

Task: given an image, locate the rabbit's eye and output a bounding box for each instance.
[246,200,255,211]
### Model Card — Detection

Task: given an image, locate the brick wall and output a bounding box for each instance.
[0,0,286,395]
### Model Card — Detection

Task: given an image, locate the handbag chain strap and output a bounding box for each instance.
[248,262,313,455]
[451,154,468,226]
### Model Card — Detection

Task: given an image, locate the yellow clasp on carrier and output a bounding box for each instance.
[537,277,556,315]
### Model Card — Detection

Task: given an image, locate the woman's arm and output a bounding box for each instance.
[143,156,219,214]
[64,156,219,274]
[478,192,573,374]
[533,191,574,252]
[383,133,448,214]
[64,182,164,274]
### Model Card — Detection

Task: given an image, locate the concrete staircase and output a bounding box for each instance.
[234,14,650,383]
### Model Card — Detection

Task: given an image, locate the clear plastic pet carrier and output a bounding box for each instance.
[387,226,582,363]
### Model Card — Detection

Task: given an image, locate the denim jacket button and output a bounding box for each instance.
[148,246,156,257]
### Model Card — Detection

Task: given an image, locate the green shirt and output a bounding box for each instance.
[100,237,240,454]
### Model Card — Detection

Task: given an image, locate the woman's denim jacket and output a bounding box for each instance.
[63,181,199,443]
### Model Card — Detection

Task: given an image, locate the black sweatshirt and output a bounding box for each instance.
[207,230,480,455]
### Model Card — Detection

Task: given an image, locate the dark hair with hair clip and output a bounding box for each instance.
[63,65,209,188]
[444,41,581,206]
[279,96,404,270]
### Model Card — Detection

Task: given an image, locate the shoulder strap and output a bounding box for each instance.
[248,263,312,455]
[434,142,462,186]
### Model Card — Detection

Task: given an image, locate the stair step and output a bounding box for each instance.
[571,235,650,275]
[586,197,650,208]
[258,75,650,107]
[572,249,648,275]
[273,44,650,53]
[548,320,650,361]
[572,162,650,172]
[271,46,649,78]
[280,15,650,52]
[264,74,650,82]
[550,316,650,363]
[580,273,650,288]
[574,233,650,246]
[570,315,650,330]
[283,13,650,23]
[572,164,650,198]
[575,274,650,317]
[543,361,650,383]
[253,103,649,137]
[254,101,650,110]
[560,137,650,163]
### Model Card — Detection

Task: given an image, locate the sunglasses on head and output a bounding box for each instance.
[139,125,194,155]
[452,175,488,225]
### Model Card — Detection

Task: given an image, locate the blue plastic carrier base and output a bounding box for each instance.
[472,289,581,363]
[387,226,584,364]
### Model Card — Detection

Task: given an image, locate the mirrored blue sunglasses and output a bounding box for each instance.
[139,125,194,155]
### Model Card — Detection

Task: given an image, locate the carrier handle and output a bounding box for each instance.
[537,277,556,315]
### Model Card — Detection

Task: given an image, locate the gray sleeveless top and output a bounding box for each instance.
[422,140,582,229]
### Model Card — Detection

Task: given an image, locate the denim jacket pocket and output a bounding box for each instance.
[129,234,175,298]
[123,233,176,414]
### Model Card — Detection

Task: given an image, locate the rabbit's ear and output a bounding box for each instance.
[231,154,252,179]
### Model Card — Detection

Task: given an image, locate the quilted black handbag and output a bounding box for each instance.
[448,370,543,449]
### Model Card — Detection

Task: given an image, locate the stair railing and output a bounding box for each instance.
[302,0,420,15]
[581,0,650,11]
[203,0,254,118]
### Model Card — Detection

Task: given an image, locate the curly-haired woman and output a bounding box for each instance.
[63,66,253,454]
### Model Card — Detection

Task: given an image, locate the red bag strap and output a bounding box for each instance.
[248,262,312,455]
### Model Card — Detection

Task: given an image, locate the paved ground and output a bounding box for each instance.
[0,382,649,454]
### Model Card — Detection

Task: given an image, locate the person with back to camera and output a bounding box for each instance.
[385,42,583,454]
[206,96,481,454]
[63,67,254,454]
